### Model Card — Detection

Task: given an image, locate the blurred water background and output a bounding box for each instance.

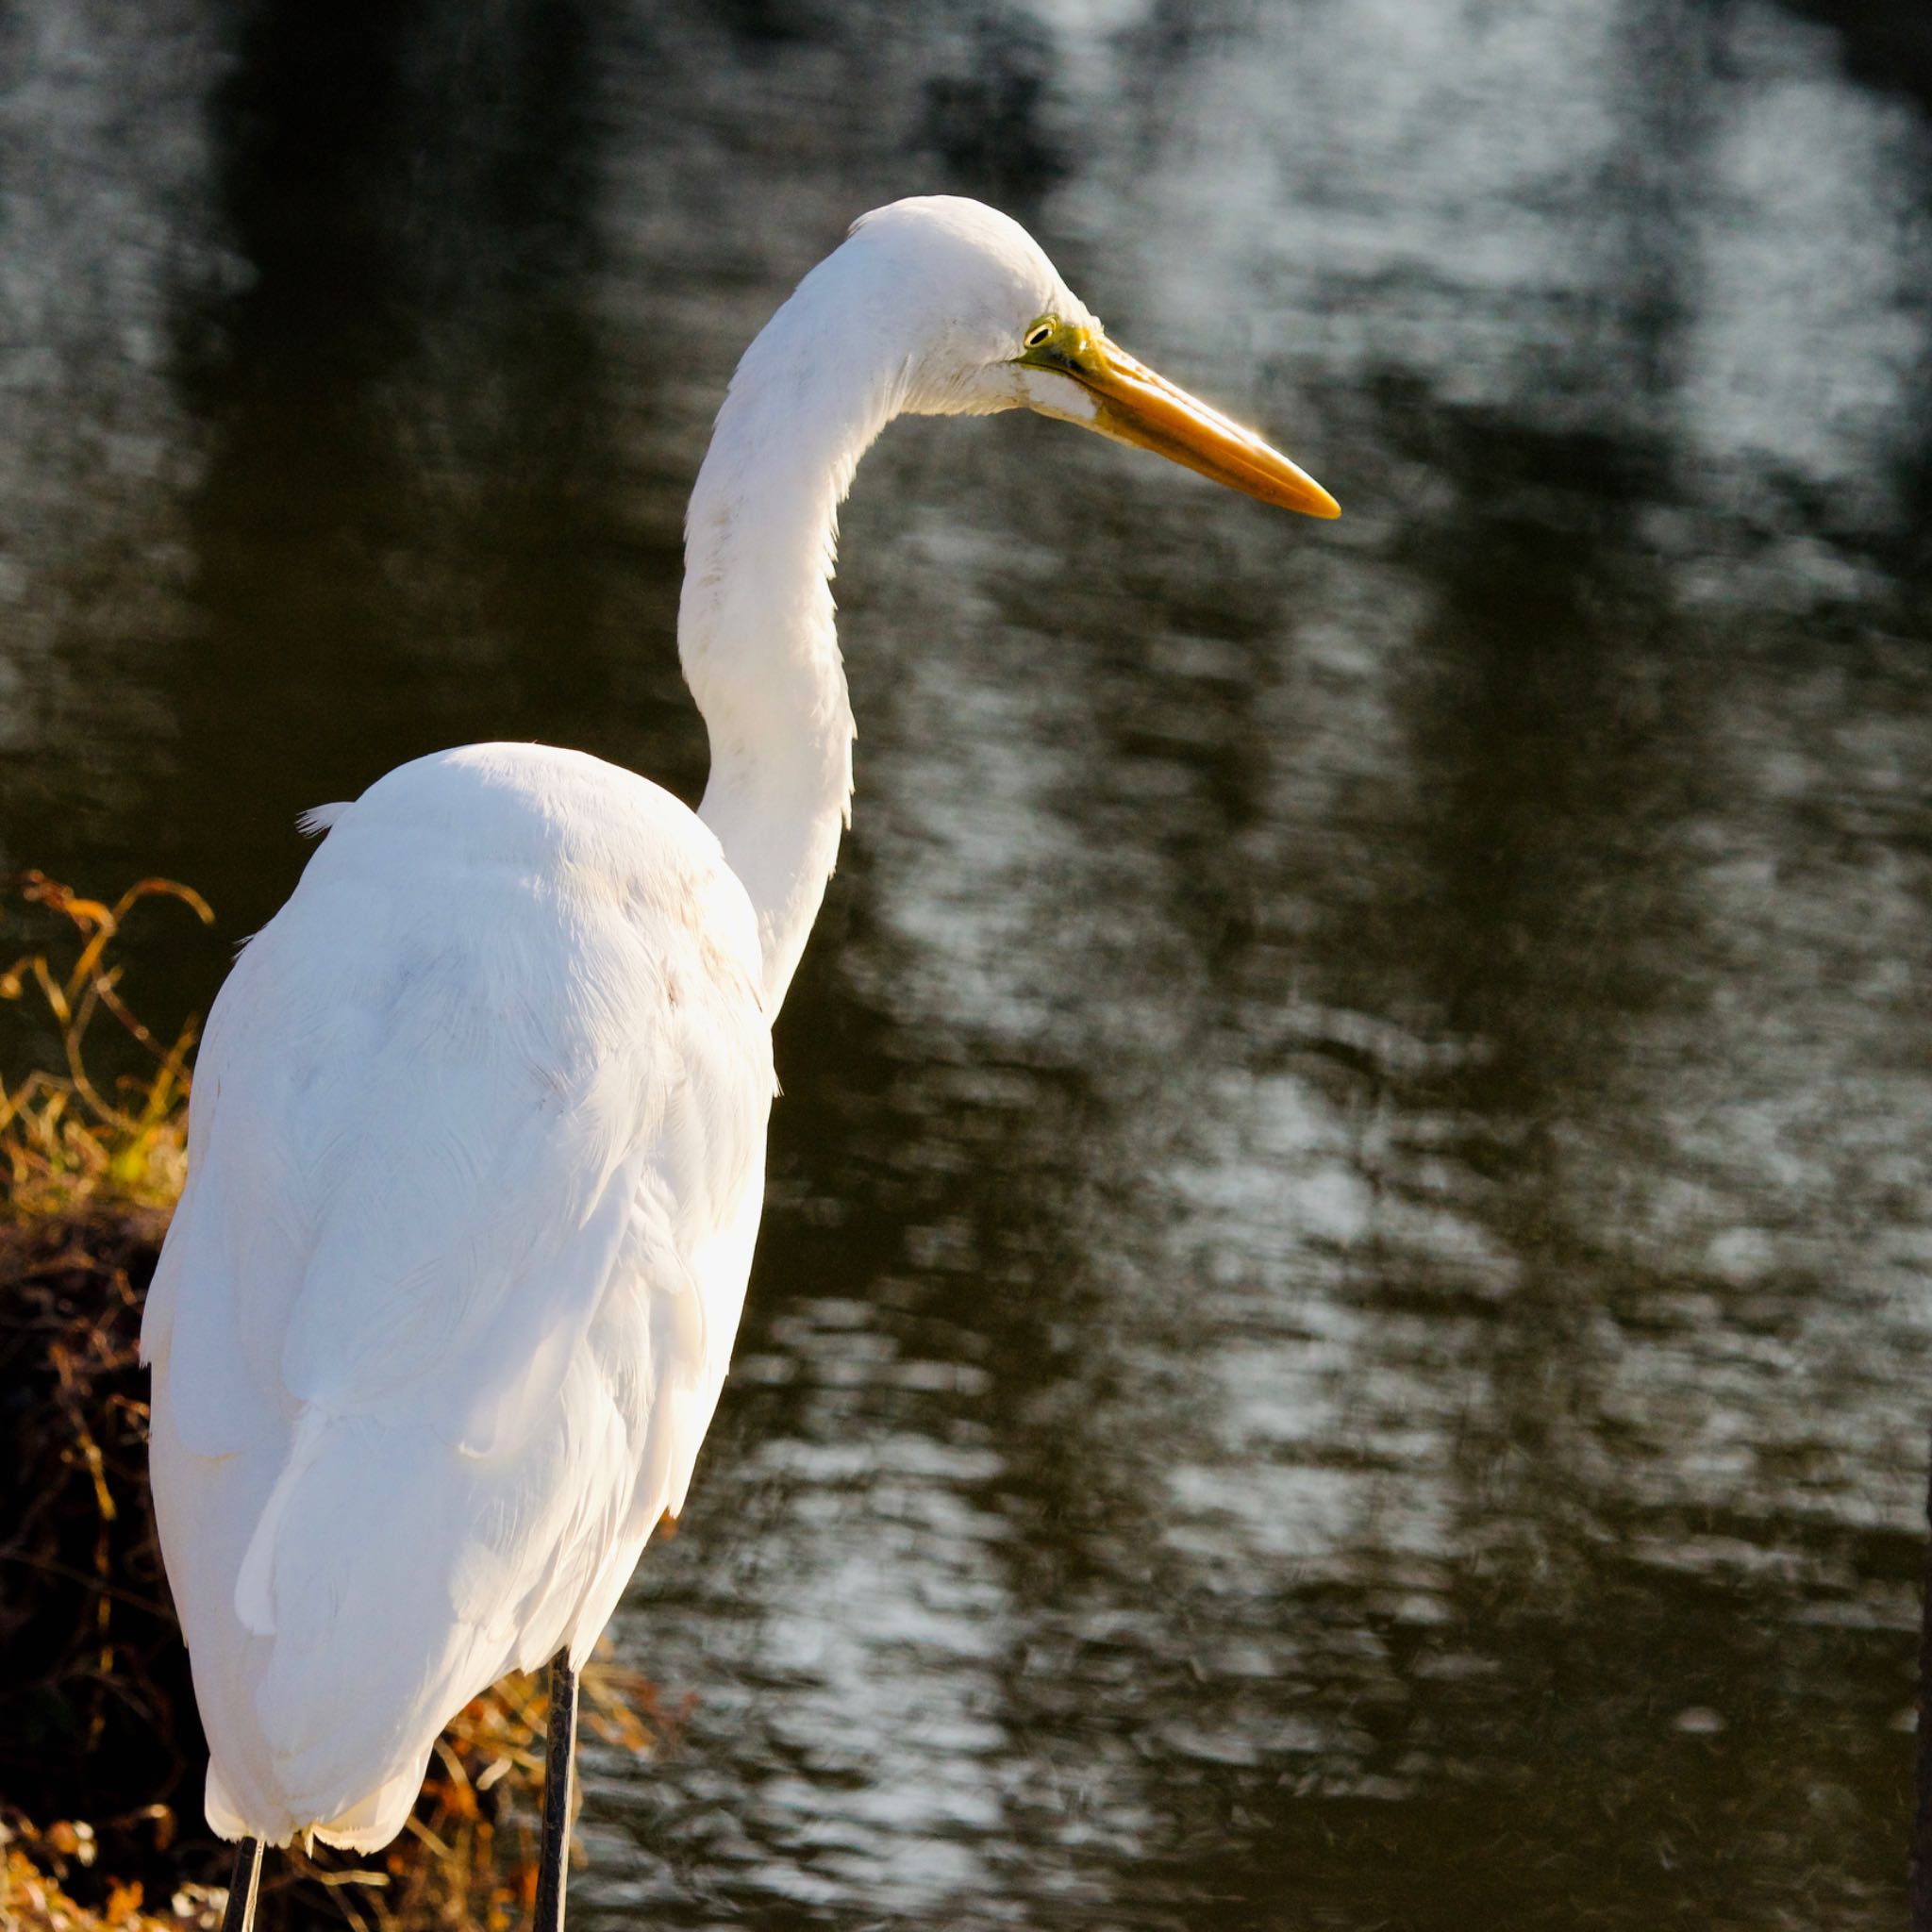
[6,1,1932,1925]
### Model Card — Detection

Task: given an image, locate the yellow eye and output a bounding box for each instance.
[1022,316,1057,351]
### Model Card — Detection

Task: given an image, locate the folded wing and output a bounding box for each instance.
[142,745,773,1847]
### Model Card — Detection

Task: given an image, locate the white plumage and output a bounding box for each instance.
[142,196,1335,1860]
[145,746,769,1845]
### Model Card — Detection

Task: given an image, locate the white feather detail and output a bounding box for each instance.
[147,741,771,1844]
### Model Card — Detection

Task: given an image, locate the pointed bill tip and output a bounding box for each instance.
[1090,341,1340,520]
[1025,326,1340,521]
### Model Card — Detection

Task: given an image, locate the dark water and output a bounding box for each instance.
[7,1,1932,1925]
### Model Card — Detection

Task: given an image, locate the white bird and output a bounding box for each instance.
[141,195,1337,1932]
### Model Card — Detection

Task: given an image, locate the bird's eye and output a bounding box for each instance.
[1022,317,1057,351]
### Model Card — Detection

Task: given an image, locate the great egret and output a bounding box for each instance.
[141,195,1337,1932]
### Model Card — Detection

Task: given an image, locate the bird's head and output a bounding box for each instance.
[833,195,1339,520]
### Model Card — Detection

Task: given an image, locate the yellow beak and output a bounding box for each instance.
[1018,323,1340,520]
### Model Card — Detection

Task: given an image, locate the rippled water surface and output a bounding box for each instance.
[7,2,1932,1925]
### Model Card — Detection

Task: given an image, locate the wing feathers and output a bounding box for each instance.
[147,746,774,1844]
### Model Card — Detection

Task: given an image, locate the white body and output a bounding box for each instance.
[144,746,772,1845]
[142,197,1100,1849]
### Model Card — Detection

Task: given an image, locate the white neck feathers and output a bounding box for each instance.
[681,283,911,1012]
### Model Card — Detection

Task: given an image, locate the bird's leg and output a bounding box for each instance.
[220,1838,263,1932]
[533,1650,580,1932]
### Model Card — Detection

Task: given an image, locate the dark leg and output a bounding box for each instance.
[534,1650,580,1932]
[220,1838,263,1932]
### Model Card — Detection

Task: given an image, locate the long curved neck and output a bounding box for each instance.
[681,299,908,1013]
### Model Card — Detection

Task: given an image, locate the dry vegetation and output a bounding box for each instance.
[0,877,681,1931]
[0,874,206,1220]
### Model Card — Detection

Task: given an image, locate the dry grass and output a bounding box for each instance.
[0,1810,226,1932]
[0,873,209,1220]
[0,877,685,1931]
[3,1643,678,1932]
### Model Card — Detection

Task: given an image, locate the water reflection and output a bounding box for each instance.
[5,0,1930,1925]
